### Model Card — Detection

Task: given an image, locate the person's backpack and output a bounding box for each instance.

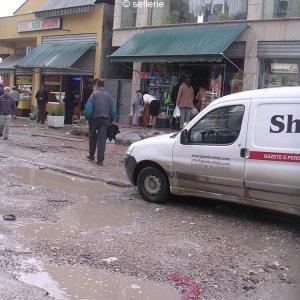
[84,98,93,120]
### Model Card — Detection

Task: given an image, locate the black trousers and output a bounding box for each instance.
[37,104,46,124]
[88,117,110,162]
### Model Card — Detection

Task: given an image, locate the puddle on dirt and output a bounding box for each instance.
[10,166,140,240]
[10,166,117,196]
[18,262,180,300]
[17,198,139,240]
[10,168,179,299]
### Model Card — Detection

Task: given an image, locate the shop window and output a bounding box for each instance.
[262,0,300,18]
[148,0,247,25]
[259,59,300,88]
[121,5,137,28]
[189,105,245,144]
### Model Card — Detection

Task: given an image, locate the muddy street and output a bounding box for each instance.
[0,119,299,300]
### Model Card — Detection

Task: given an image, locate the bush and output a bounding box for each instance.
[48,105,64,116]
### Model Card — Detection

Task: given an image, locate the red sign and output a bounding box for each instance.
[249,151,300,163]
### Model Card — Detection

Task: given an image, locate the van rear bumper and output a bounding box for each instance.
[124,155,137,186]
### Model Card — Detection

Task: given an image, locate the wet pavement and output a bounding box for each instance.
[5,165,180,300]
[0,117,299,300]
[18,261,179,300]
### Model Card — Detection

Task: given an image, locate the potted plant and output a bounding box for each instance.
[47,105,64,128]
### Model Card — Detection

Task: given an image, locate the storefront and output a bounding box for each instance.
[258,41,300,88]
[0,0,116,122]
[110,24,247,121]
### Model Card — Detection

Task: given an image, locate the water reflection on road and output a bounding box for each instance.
[10,166,180,300]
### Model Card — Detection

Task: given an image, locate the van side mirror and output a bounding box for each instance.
[180,129,188,145]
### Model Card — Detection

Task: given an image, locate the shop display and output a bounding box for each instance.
[231,71,243,93]
[140,72,174,121]
[16,76,32,117]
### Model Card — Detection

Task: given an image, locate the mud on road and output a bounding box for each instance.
[0,119,299,300]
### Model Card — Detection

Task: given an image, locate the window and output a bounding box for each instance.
[148,0,247,25]
[262,0,300,19]
[258,59,300,88]
[189,105,245,144]
[121,5,137,28]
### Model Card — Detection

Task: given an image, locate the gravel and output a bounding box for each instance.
[0,119,299,300]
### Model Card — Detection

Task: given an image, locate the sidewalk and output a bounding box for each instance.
[5,117,175,186]
[13,116,175,144]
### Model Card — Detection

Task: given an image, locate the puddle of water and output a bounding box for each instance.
[17,198,140,240]
[10,166,140,240]
[18,261,180,300]
[10,166,118,196]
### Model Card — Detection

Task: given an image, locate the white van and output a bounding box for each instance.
[124,87,300,216]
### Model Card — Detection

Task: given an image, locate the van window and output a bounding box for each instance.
[189,105,245,144]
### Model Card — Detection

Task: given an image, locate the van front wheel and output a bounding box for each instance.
[137,167,169,204]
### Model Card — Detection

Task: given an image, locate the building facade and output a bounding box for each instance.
[0,0,118,117]
[111,0,300,105]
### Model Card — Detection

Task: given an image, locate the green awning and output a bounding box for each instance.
[0,54,25,74]
[16,43,94,69]
[110,24,247,63]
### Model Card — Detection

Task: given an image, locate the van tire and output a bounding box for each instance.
[137,166,169,204]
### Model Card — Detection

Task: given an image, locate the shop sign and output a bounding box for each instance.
[17,17,61,32]
[16,76,32,84]
[271,63,299,74]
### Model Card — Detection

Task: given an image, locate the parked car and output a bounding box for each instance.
[124,87,300,216]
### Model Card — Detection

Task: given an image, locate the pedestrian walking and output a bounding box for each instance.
[10,86,20,109]
[176,79,194,129]
[0,87,16,140]
[86,78,116,166]
[132,90,143,127]
[35,84,48,125]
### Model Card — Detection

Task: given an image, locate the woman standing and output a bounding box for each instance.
[176,79,194,129]
[132,90,143,127]
[10,86,20,109]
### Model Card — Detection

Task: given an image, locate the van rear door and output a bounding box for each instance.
[171,100,250,198]
[244,98,300,214]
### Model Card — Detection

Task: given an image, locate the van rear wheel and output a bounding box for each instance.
[137,166,169,204]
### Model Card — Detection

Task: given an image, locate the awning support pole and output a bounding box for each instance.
[119,62,141,75]
[220,53,244,74]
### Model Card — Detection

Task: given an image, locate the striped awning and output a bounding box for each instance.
[35,0,96,18]
[15,43,94,69]
[110,24,248,63]
[0,54,25,74]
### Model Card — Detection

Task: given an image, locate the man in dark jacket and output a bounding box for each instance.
[86,78,116,166]
[35,84,48,125]
[0,87,16,140]
[170,79,182,129]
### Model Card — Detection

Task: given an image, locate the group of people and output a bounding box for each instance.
[131,79,208,130]
[35,84,75,126]
[0,79,115,169]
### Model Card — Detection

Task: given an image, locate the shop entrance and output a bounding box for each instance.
[43,75,93,123]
